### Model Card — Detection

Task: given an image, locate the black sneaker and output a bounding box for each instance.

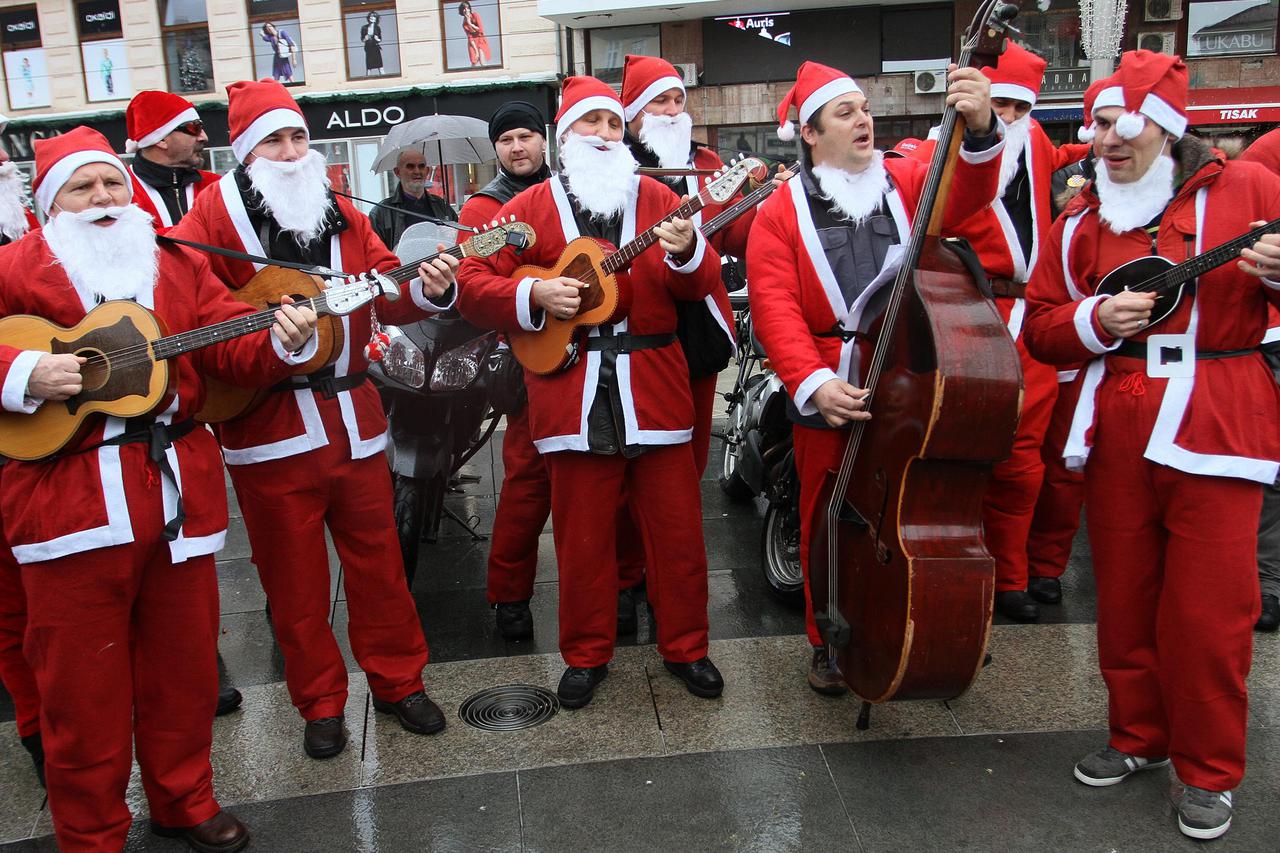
[1178,786,1233,840]
[1027,576,1062,604]
[1256,594,1279,632]
[617,586,640,636]
[557,664,609,709]
[1073,745,1169,786]
[995,590,1040,622]
[663,656,724,698]
[19,732,44,788]
[495,599,534,640]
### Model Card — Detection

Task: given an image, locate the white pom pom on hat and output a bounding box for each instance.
[1077,125,1095,142]
[1114,111,1146,140]
[777,120,795,142]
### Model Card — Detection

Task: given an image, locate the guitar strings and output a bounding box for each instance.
[1123,218,1280,295]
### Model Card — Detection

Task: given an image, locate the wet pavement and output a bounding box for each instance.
[1,415,1277,851]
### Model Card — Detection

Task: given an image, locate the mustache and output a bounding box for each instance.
[57,204,132,223]
[574,135,624,151]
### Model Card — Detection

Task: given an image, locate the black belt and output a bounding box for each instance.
[272,370,367,398]
[815,324,871,344]
[584,333,676,354]
[988,278,1027,299]
[1114,341,1258,361]
[74,417,198,542]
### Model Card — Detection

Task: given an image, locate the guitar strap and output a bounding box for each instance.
[157,234,346,278]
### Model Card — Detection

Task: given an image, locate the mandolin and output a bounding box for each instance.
[0,275,398,461]
[699,160,800,241]
[196,218,536,423]
[508,156,769,375]
[1095,216,1280,328]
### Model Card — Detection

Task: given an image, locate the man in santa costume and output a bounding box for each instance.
[0,125,318,852]
[0,114,38,246]
[748,60,1005,694]
[172,79,458,760]
[125,91,219,233]
[1023,50,1280,841]
[458,76,725,708]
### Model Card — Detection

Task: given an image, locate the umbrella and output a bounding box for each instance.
[372,114,496,172]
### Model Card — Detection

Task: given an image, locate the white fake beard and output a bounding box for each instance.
[559,132,638,220]
[1095,153,1175,235]
[637,111,694,169]
[43,204,158,303]
[0,162,31,241]
[246,149,332,243]
[812,154,890,226]
[998,114,1032,198]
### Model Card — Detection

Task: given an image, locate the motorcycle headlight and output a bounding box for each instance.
[429,334,491,391]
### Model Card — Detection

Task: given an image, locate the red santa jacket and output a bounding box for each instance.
[172,176,453,465]
[0,231,301,564]
[1023,153,1280,484]
[748,148,1003,417]
[457,175,721,452]
[1241,127,1280,175]
[127,166,220,232]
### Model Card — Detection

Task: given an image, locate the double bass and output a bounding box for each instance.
[807,1,1023,710]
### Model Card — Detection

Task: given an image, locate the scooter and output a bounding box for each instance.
[717,278,804,605]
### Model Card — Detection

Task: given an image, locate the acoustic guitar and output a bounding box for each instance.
[0,275,399,462]
[197,218,536,423]
[508,157,768,375]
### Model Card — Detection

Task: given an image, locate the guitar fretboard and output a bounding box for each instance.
[150,293,332,361]
[701,161,800,239]
[599,189,711,274]
[381,243,468,284]
[1137,217,1280,294]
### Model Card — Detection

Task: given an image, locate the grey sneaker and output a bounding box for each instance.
[1178,786,1233,840]
[1073,746,1171,787]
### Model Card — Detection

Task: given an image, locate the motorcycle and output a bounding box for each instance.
[369,222,503,588]
[717,275,804,606]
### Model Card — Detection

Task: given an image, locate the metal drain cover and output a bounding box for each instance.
[459,684,559,732]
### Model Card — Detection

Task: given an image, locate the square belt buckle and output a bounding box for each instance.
[1146,332,1196,379]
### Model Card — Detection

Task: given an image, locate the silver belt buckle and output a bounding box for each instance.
[1145,333,1195,379]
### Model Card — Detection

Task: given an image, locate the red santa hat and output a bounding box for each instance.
[554,76,624,141]
[33,126,132,214]
[125,90,200,154]
[621,55,686,122]
[1077,78,1108,142]
[226,79,308,163]
[981,41,1046,107]
[776,61,863,142]
[1091,49,1188,140]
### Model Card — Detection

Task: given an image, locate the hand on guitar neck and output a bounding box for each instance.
[1237,219,1280,280]
[416,243,461,300]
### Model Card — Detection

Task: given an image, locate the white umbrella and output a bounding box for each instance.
[372,114,496,172]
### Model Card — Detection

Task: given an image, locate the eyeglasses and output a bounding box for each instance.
[174,120,205,137]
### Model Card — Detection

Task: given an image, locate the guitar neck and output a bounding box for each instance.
[381,243,468,284]
[701,161,799,239]
[1144,217,1280,294]
[600,188,710,274]
[150,292,335,361]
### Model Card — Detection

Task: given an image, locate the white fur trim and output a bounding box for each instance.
[231,108,307,162]
[1061,358,1104,471]
[794,368,839,417]
[555,96,623,142]
[410,279,457,313]
[1004,297,1026,340]
[2,350,43,413]
[1073,295,1121,355]
[800,78,863,125]
[218,173,266,271]
[777,120,796,142]
[624,76,685,121]
[1095,86,1186,139]
[1056,369,1079,383]
[36,151,132,213]
[1260,277,1280,292]
[990,83,1036,106]
[958,137,1004,165]
[1060,211,1088,302]
[515,277,545,332]
[1092,86,1126,113]
[133,174,195,229]
[664,228,706,273]
[270,328,321,364]
[129,107,199,153]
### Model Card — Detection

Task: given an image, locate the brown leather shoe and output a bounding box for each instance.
[151,810,250,853]
[372,690,446,735]
[808,646,847,696]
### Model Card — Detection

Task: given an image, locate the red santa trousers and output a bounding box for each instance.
[21,467,221,852]
[1026,378,1085,580]
[231,396,428,721]
[0,528,40,739]
[487,406,649,602]
[545,444,709,667]
[1086,362,1261,792]
[982,323,1059,593]
[793,424,849,648]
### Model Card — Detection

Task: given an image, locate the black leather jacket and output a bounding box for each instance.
[369,186,457,252]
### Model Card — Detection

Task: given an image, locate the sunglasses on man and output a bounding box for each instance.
[173,120,205,137]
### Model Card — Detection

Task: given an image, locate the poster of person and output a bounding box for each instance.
[3,48,51,110]
[252,18,305,84]
[441,1,502,70]
[344,8,402,78]
[80,38,133,102]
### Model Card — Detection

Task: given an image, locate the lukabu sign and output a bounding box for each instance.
[325,106,406,130]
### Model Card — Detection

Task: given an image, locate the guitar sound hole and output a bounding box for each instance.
[75,348,109,392]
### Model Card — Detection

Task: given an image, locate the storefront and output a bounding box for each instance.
[1185,85,1280,154]
[0,80,558,213]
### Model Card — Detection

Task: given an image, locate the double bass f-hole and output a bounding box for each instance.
[872,468,892,565]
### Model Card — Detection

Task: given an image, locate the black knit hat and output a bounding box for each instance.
[488,101,547,146]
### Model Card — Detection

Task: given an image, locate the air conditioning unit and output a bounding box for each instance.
[673,62,699,88]
[1137,31,1178,54]
[1144,0,1182,22]
[913,69,947,95]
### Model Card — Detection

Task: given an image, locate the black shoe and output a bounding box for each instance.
[663,656,724,699]
[1257,594,1280,632]
[495,599,534,641]
[1027,576,1063,605]
[19,732,44,789]
[215,651,242,716]
[808,646,848,696]
[372,690,446,735]
[557,664,609,709]
[303,716,346,759]
[617,586,639,636]
[152,810,250,853]
[995,590,1040,622]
